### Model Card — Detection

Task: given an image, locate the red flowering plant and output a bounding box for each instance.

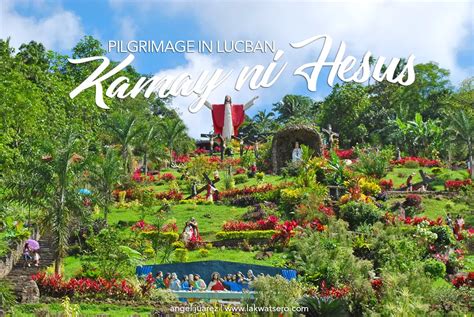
[318,204,335,217]
[155,189,183,201]
[234,167,246,175]
[370,278,383,292]
[451,273,474,288]
[445,179,472,191]
[379,179,393,191]
[131,220,157,232]
[32,272,152,300]
[222,215,280,232]
[159,173,176,181]
[132,169,156,182]
[194,148,209,155]
[317,280,350,299]
[271,220,298,247]
[390,157,440,167]
[336,149,356,160]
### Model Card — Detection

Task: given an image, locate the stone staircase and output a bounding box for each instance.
[1,236,55,299]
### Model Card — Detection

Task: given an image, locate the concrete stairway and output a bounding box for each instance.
[1,237,55,299]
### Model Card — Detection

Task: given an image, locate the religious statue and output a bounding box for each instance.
[204,95,259,141]
[182,217,200,244]
[322,124,339,150]
[292,142,303,162]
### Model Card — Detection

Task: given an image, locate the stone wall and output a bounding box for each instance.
[0,240,25,278]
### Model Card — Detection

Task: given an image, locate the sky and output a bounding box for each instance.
[1,0,473,138]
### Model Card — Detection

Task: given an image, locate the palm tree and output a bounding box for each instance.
[253,110,275,134]
[44,131,85,274]
[135,124,162,174]
[108,115,139,173]
[447,110,474,179]
[160,118,187,164]
[90,147,123,223]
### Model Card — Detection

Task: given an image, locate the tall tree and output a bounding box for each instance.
[272,95,314,123]
[90,147,123,223]
[160,118,188,164]
[253,110,275,134]
[107,114,139,174]
[447,110,474,179]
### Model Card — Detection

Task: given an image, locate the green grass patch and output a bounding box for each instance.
[386,167,469,191]
[12,302,154,316]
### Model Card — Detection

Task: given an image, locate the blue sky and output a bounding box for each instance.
[1,0,473,137]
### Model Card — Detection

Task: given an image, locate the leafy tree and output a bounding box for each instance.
[135,123,165,174]
[90,147,123,223]
[446,110,474,179]
[253,110,275,134]
[391,113,442,157]
[272,95,314,123]
[160,118,188,164]
[107,114,139,173]
[318,83,370,146]
[42,130,86,274]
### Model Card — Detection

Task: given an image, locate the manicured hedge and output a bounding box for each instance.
[215,230,277,240]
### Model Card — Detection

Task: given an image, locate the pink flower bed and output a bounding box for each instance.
[445,179,472,191]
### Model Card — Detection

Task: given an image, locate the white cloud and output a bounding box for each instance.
[0,0,83,50]
[146,0,472,137]
[117,16,137,41]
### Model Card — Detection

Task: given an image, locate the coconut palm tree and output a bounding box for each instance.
[135,124,164,174]
[160,118,188,164]
[43,130,85,274]
[107,115,139,173]
[447,110,474,179]
[253,110,275,134]
[90,147,122,223]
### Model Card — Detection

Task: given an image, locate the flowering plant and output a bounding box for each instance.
[222,215,279,231]
[445,179,472,191]
[155,189,183,201]
[390,157,440,167]
[159,173,176,181]
[379,179,393,191]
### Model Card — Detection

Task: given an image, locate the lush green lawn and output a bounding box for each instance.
[386,167,469,191]
[12,303,154,317]
[386,197,472,226]
[106,203,248,239]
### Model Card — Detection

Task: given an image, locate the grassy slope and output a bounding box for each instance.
[386,167,469,191]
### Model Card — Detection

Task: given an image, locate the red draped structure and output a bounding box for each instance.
[211,104,245,136]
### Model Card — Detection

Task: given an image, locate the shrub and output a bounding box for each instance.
[215,230,277,240]
[198,248,209,258]
[339,202,382,230]
[234,167,246,175]
[159,173,176,181]
[404,160,420,168]
[256,172,265,182]
[223,173,235,190]
[155,190,183,201]
[423,259,446,278]
[280,187,307,212]
[234,174,248,184]
[174,248,188,262]
[0,280,15,311]
[402,194,423,217]
[379,179,393,191]
[444,179,472,191]
[430,225,456,247]
[355,148,393,178]
[249,275,303,309]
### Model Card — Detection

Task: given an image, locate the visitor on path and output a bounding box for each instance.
[23,243,32,267]
[207,272,225,291]
[194,274,207,291]
[406,173,414,191]
[155,271,166,289]
[292,142,303,163]
[33,251,40,267]
[169,273,181,291]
